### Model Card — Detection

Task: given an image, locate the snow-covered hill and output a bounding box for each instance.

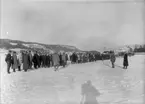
[0,39,81,53]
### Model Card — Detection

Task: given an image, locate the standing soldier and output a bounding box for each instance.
[59,52,62,66]
[123,52,129,69]
[22,51,29,72]
[110,51,116,68]
[32,51,39,69]
[50,53,53,67]
[62,52,67,67]
[46,53,50,67]
[11,51,18,72]
[44,53,47,67]
[37,52,41,68]
[28,51,33,69]
[42,53,45,68]
[52,52,60,71]
[5,50,12,74]
[77,53,81,63]
[42,53,44,67]
[39,53,43,67]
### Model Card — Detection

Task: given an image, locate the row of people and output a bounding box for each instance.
[70,51,128,69]
[5,50,129,74]
[70,52,102,64]
[5,50,69,74]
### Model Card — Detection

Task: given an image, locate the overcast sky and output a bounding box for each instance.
[1,0,144,51]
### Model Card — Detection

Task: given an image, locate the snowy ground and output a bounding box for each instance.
[1,54,145,104]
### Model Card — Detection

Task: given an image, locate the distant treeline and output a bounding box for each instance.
[134,45,145,52]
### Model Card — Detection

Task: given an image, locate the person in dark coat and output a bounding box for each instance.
[43,54,45,67]
[5,50,12,74]
[65,53,68,62]
[71,53,74,63]
[123,52,129,69]
[28,51,33,69]
[22,51,30,72]
[37,53,41,68]
[46,54,50,67]
[59,53,63,66]
[44,54,47,67]
[41,54,44,67]
[39,53,43,67]
[45,54,48,67]
[32,51,39,69]
[61,52,67,67]
[72,52,78,64]
[11,51,18,72]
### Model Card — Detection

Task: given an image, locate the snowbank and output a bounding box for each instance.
[22,43,46,49]
[10,42,18,46]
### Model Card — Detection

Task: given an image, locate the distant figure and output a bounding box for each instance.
[110,51,116,68]
[22,51,29,72]
[46,54,50,67]
[59,52,63,66]
[123,52,129,69]
[5,50,12,74]
[42,53,45,67]
[32,51,39,69]
[50,54,53,67]
[52,52,60,71]
[37,53,41,68]
[61,52,67,67]
[39,53,43,67]
[17,51,23,71]
[71,52,78,64]
[81,80,100,104]
[11,51,18,72]
[28,51,33,69]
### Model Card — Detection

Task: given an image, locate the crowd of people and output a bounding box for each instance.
[5,50,129,74]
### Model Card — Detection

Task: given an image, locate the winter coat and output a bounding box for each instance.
[110,54,116,63]
[52,53,60,66]
[123,54,128,66]
[32,54,39,65]
[17,53,23,66]
[11,54,18,69]
[62,54,67,62]
[5,53,12,63]
[29,53,33,62]
[22,53,29,70]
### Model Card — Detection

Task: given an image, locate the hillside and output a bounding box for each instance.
[0,39,144,54]
[0,39,81,53]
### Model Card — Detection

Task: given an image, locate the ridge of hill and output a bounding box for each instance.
[0,39,81,53]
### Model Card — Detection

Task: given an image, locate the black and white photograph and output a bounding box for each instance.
[0,0,145,104]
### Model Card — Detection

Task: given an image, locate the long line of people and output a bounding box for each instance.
[5,50,102,73]
[5,50,69,74]
[5,50,129,74]
[70,52,102,64]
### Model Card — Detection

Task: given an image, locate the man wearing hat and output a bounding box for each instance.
[5,50,12,74]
